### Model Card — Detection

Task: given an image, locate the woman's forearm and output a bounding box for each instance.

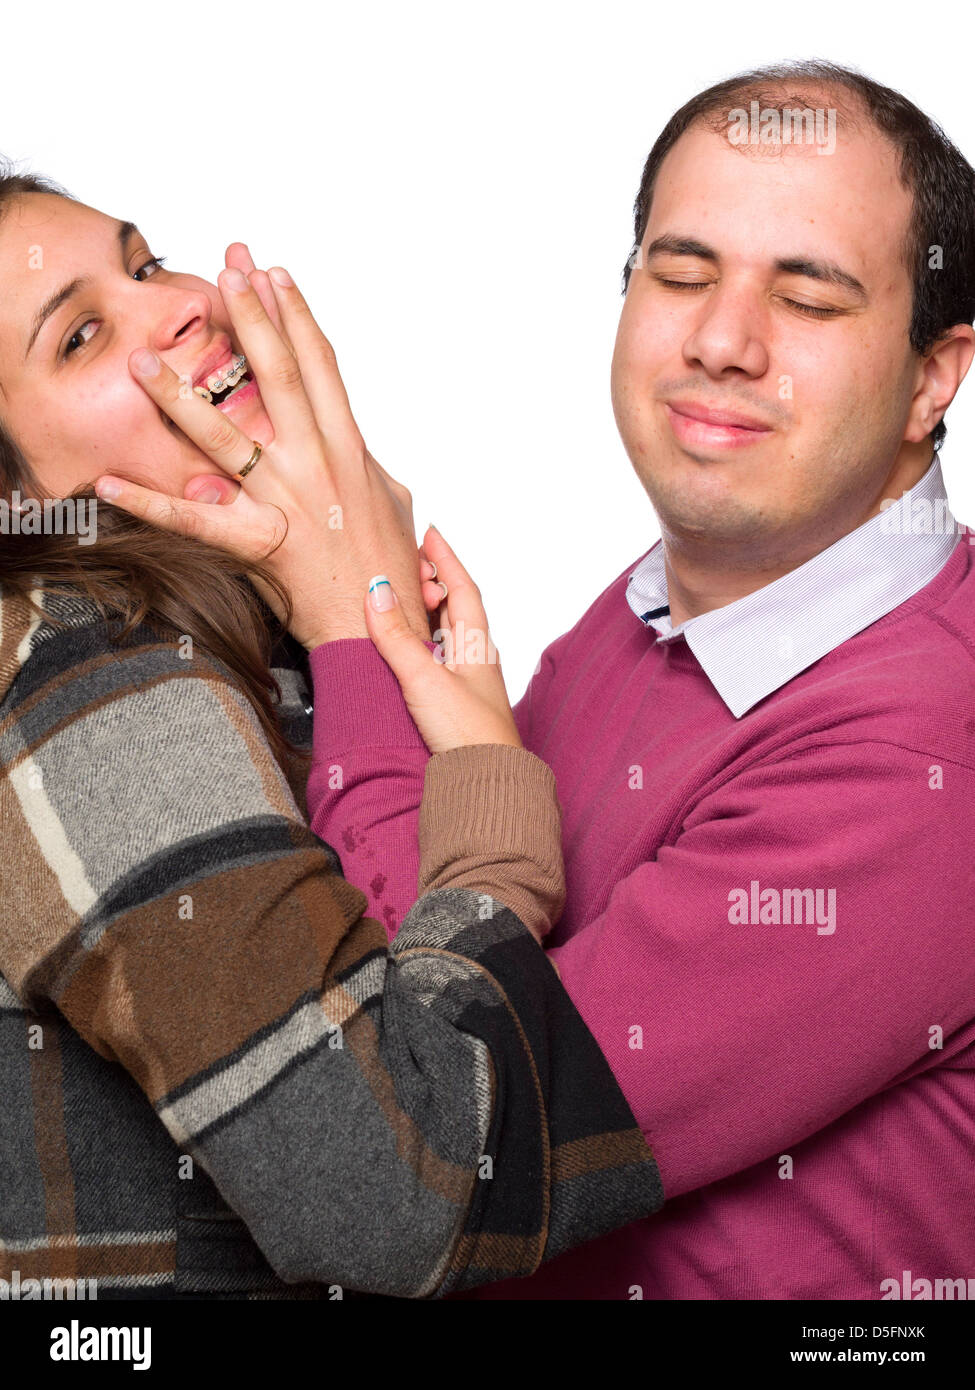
[417,743,565,943]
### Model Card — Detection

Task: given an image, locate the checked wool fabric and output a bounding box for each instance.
[0,583,663,1298]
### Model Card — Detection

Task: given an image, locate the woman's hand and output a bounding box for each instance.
[94,255,430,650]
[364,524,522,754]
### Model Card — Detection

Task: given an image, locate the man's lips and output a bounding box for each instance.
[665,399,773,450]
[667,399,771,430]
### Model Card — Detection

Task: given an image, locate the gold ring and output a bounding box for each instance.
[234,442,263,482]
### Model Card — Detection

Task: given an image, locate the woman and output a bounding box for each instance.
[0,166,663,1299]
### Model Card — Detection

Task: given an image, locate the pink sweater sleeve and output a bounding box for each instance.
[305,637,541,941]
[306,638,432,940]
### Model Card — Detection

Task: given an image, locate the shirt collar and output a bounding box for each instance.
[625,452,961,718]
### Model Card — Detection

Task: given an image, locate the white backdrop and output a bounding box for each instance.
[3,0,973,698]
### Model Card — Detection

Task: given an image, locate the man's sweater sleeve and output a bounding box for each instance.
[304,635,572,940]
[0,622,662,1296]
[305,638,432,938]
[545,738,975,1200]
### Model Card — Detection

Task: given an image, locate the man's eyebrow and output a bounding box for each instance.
[773,256,867,300]
[25,220,141,360]
[645,235,868,300]
[646,235,718,263]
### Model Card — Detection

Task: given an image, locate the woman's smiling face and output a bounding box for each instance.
[0,192,273,499]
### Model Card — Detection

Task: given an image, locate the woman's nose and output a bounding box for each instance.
[147,287,213,353]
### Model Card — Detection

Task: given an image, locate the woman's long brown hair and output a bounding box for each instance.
[0,163,306,771]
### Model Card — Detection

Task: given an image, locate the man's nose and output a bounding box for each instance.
[681,285,769,379]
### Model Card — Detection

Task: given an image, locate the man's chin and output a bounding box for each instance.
[650,479,776,548]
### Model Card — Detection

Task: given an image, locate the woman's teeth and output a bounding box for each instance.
[193,352,248,403]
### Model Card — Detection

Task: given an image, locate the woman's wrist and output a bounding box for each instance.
[417,744,565,942]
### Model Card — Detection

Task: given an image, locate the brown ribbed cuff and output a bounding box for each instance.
[417,744,565,941]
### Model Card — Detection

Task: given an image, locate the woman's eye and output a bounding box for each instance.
[60,255,168,358]
[133,254,167,282]
[62,319,100,359]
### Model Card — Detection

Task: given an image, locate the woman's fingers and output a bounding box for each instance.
[363,575,437,695]
[418,550,442,611]
[421,526,495,660]
[216,269,316,445]
[265,268,363,454]
[364,574,520,755]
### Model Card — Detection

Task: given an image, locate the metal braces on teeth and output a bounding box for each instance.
[193,352,247,403]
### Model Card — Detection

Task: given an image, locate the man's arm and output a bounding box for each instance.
[304,627,574,937]
[306,638,431,937]
[546,739,975,1197]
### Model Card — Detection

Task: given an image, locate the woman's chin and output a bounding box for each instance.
[222,386,274,448]
[161,378,275,456]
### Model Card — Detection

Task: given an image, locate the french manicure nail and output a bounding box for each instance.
[95,479,121,499]
[223,268,247,291]
[269,266,293,287]
[368,575,396,612]
[197,487,222,504]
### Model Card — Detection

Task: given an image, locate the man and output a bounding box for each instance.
[306,59,975,1299]
[126,58,975,1298]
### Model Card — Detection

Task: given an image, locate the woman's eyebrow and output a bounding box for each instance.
[24,219,141,360]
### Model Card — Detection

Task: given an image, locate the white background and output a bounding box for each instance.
[3,1,973,697]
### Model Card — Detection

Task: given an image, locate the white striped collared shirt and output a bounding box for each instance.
[625,452,965,718]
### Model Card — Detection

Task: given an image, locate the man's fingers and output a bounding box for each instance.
[224,247,296,354]
[247,269,296,353]
[94,476,259,555]
[225,242,257,275]
[129,349,262,480]
[265,268,363,454]
[216,269,316,444]
[184,474,240,505]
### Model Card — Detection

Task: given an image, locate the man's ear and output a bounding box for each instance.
[904,324,975,444]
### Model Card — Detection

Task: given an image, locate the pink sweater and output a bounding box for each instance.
[306,538,975,1300]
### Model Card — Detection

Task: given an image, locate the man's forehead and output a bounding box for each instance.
[647,123,909,267]
[658,117,898,192]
